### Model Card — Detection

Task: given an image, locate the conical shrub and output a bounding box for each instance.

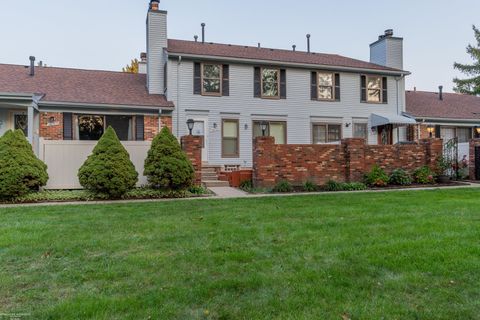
[78,126,138,198]
[144,127,194,190]
[0,130,48,199]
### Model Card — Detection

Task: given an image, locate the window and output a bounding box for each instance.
[318,72,334,100]
[202,64,222,95]
[353,123,368,140]
[14,114,28,137]
[312,124,342,144]
[457,127,472,143]
[76,115,133,141]
[367,76,382,102]
[261,68,280,98]
[222,119,239,157]
[253,121,286,144]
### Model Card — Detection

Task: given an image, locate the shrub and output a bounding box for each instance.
[272,180,293,193]
[78,126,138,198]
[364,165,389,187]
[144,127,195,190]
[389,169,413,186]
[413,166,436,184]
[239,180,253,192]
[188,185,208,195]
[325,180,367,192]
[303,180,317,192]
[0,130,48,199]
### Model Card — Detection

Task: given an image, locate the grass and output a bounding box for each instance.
[1,189,480,319]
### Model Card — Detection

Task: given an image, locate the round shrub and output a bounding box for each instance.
[78,126,138,198]
[389,169,413,186]
[272,180,293,193]
[413,166,436,184]
[0,130,48,199]
[144,127,195,190]
[364,165,389,187]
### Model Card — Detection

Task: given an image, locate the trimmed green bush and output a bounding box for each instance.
[389,169,413,186]
[325,180,367,192]
[364,165,389,187]
[272,180,293,193]
[144,127,195,190]
[78,126,138,198]
[0,130,48,199]
[303,180,318,192]
[413,166,436,184]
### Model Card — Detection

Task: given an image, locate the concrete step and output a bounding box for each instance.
[201,169,217,174]
[203,180,230,188]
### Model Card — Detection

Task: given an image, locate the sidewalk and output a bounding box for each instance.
[0,183,479,209]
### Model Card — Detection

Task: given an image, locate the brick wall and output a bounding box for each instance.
[39,112,63,140]
[469,139,480,179]
[144,116,159,141]
[253,137,443,188]
[161,116,172,131]
[181,135,203,185]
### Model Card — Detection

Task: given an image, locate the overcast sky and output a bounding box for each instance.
[1,0,479,93]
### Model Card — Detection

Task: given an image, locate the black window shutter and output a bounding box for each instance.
[435,125,441,139]
[334,73,341,101]
[280,69,287,99]
[222,64,229,96]
[194,62,201,95]
[254,67,261,98]
[360,75,367,102]
[135,115,145,141]
[382,77,388,103]
[311,72,318,100]
[63,112,73,140]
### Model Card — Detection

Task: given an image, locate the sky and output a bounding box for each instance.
[0,0,479,93]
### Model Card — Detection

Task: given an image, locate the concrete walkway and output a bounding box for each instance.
[0,183,478,209]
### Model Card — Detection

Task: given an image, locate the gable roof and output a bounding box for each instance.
[406,90,480,121]
[167,39,406,74]
[0,64,173,108]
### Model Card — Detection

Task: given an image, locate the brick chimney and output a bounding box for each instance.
[147,0,167,94]
[370,29,404,70]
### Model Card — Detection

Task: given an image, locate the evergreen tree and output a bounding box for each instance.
[144,127,195,190]
[0,130,48,199]
[78,126,138,198]
[453,25,480,95]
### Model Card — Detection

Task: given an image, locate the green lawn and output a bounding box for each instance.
[1,189,480,319]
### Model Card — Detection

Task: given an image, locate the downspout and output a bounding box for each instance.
[176,56,182,137]
[395,75,404,143]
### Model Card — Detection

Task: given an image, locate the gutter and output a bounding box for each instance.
[38,101,174,111]
[415,117,480,125]
[167,52,411,76]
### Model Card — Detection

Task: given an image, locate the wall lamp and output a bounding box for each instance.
[260,121,269,136]
[475,126,480,137]
[426,125,435,138]
[186,119,194,135]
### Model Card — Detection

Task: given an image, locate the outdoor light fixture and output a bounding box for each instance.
[261,121,269,137]
[475,126,480,137]
[427,125,435,138]
[186,119,195,135]
[244,123,249,130]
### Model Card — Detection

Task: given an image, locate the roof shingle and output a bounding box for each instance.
[406,90,480,120]
[0,64,173,107]
[167,39,404,73]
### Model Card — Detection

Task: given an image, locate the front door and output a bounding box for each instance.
[192,120,208,162]
[377,125,393,145]
[13,113,28,137]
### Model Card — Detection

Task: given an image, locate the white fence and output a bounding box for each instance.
[39,139,151,189]
[458,142,470,162]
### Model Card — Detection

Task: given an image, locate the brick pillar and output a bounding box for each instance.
[252,136,276,188]
[342,138,366,182]
[181,135,203,186]
[421,138,443,171]
[469,139,480,179]
[39,112,63,140]
[161,116,172,131]
[144,116,159,141]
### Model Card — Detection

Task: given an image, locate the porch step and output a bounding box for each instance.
[203,180,230,188]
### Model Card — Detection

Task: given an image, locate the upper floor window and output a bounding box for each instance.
[361,75,388,103]
[311,72,340,101]
[261,68,280,98]
[202,64,222,95]
[194,62,229,96]
[254,67,286,99]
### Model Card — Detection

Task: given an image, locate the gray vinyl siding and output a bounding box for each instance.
[146,11,167,94]
[168,59,405,167]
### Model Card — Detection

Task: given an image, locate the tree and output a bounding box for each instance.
[122,58,139,74]
[144,127,195,190]
[0,130,48,199]
[78,127,138,198]
[453,25,480,95]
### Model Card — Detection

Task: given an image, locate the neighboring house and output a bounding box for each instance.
[406,88,480,143]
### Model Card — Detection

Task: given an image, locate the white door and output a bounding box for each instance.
[192,120,208,162]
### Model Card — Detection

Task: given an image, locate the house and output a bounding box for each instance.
[0,0,418,188]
